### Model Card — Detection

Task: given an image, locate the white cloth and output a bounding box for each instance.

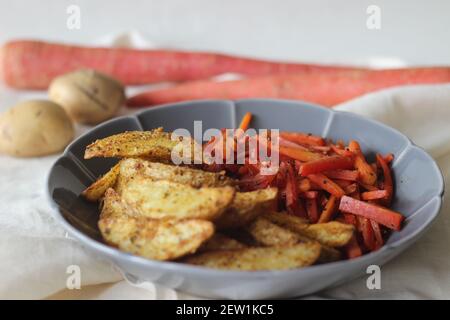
[1,34,450,300]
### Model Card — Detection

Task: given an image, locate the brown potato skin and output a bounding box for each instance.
[0,100,74,157]
[49,69,125,125]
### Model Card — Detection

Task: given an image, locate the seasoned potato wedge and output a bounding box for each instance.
[199,233,247,252]
[99,215,214,260]
[246,217,299,246]
[120,177,235,220]
[246,217,341,263]
[185,242,321,271]
[117,158,234,189]
[84,128,197,162]
[301,222,354,248]
[263,212,354,247]
[82,161,121,202]
[215,188,278,229]
[100,188,138,219]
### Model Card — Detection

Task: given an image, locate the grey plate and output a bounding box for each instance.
[47,99,444,299]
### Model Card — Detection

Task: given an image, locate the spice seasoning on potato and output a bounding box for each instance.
[0,100,74,157]
[48,69,125,125]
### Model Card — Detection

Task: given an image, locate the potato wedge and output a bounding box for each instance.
[99,215,214,261]
[246,217,299,246]
[215,188,278,229]
[199,233,247,252]
[82,161,121,202]
[246,217,341,263]
[263,212,354,247]
[100,188,138,219]
[84,128,196,162]
[301,221,354,248]
[117,158,234,189]
[185,242,321,271]
[120,177,235,221]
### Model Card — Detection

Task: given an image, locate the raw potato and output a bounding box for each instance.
[49,69,125,125]
[185,243,321,271]
[119,177,235,221]
[99,215,214,261]
[82,161,121,202]
[0,100,74,157]
[215,188,278,229]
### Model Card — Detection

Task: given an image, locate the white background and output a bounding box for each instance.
[1,0,449,66]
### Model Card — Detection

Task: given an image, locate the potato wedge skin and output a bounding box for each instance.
[120,177,235,221]
[84,129,178,161]
[215,188,278,229]
[117,158,234,189]
[263,212,353,247]
[82,161,121,202]
[99,215,214,260]
[199,233,247,252]
[185,243,321,271]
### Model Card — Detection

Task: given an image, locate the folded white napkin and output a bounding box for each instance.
[1,34,449,300]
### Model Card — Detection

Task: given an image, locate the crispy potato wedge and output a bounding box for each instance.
[199,233,247,252]
[82,161,121,202]
[215,188,278,229]
[99,215,214,261]
[120,177,235,220]
[263,212,354,247]
[246,217,299,246]
[301,222,354,248]
[100,188,139,219]
[185,242,321,271]
[117,158,234,189]
[84,128,198,162]
[246,217,341,263]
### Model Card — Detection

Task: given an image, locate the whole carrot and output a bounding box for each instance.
[127,67,450,107]
[0,40,358,89]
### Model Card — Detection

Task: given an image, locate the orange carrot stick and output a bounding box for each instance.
[359,217,375,251]
[339,196,404,231]
[238,112,252,131]
[300,155,354,176]
[318,195,338,223]
[330,145,354,158]
[307,173,346,198]
[348,141,377,185]
[280,132,325,146]
[376,154,394,206]
[370,220,384,250]
[361,190,389,201]
[279,146,323,162]
[324,169,359,181]
[345,235,363,259]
